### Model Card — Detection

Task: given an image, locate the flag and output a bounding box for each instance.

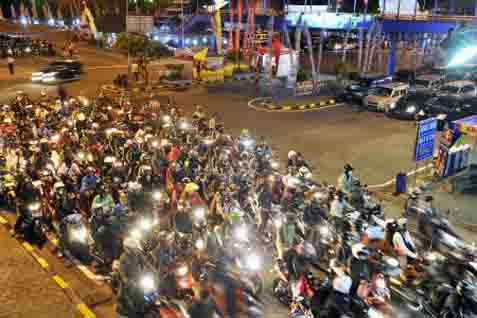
[193,48,208,61]
[214,10,222,54]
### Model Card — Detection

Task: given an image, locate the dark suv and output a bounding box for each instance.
[339,74,392,105]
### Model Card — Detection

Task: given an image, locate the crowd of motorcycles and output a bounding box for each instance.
[1,90,477,318]
[0,35,56,58]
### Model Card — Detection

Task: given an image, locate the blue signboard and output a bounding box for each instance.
[414,117,438,162]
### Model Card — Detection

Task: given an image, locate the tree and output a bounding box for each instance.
[115,32,173,84]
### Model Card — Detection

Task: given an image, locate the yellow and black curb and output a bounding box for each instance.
[248,96,341,113]
[0,215,96,318]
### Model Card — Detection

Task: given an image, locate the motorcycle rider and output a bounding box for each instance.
[276,213,302,259]
[189,289,224,318]
[392,218,419,277]
[117,237,155,318]
[321,261,353,318]
[257,180,273,234]
[348,243,371,295]
[50,182,74,253]
[338,164,354,195]
[431,280,477,318]
[329,191,352,234]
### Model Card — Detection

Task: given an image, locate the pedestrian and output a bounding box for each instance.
[131,62,139,81]
[7,55,15,75]
[58,85,67,104]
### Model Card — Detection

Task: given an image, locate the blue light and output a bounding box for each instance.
[20,16,27,25]
[153,35,159,41]
[202,37,208,43]
[185,38,191,45]
[223,38,228,44]
[193,39,198,46]
[48,18,55,26]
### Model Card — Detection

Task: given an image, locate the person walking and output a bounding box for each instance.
[7,55,15,75]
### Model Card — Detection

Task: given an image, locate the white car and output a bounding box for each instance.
[437,80,477,97]
[363,82,409,112]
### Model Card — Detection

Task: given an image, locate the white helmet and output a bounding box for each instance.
[299,166,309,175]
[54,181,65,189]
[288,150,297,159]
[397,218,408,228]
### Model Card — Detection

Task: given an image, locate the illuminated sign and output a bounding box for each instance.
[285,12,374,29]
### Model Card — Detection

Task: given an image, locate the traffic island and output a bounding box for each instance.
[248,96,340,112]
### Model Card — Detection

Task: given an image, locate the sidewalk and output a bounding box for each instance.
[0,223,77,318]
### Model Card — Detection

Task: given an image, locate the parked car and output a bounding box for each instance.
[387,90,436,120]
[32,60,83,84]
[422,95,477,130]
[362,82,409,112]
[325,36,359,51]
[339,74,392,104]
[414,74,446,91]
[437,81,477,97]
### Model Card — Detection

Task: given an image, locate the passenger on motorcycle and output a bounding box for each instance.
[337,164,354,195]
[392,218,419,277]
[329,191,352,234]
[348,243,371,295]
[321,261,353,318]
[276,213,302,259]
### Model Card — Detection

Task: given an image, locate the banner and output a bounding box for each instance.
[414,117,438,162]
[214,10,222,55]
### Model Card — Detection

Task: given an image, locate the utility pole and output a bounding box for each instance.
[127,0,131,79]
[181,0,185,47]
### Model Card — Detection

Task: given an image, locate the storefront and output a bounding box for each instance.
[436,115,477,177]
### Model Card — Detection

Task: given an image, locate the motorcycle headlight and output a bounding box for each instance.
[162,115,171,123]
[29,202,41,211]
[130,229,142,239]
[425,252,439,262]
[151,140,159,148]
[139,218,153,231]
[273,217,283,228]
[389,102,396,109]
[320,225,330,236]
[177,265,189,276]
[195,239,205,250]
[50,134,60,143]
[271,161,279,169]
[71,227,88,242]
[152,191,162,201]
[104,156,116,164]
[241,138,254,148]
[234,225,248,241]
[406,106,416,113]
[139,274,156,293]
[179,122,189,130]
[194,208,206,221]
[245,253,261,271]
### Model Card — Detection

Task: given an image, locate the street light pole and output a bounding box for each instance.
[181,0,185,47]
[127,0,131,80]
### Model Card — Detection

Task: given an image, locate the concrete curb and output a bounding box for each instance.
[0,214,97,318]
[248,96,341,113]
[101,81,195,95]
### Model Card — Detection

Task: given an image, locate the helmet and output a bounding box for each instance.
[288,150,297,159]
[53,181,65,190]
[351,243,369,260]
[184,182,199,194]
[344,164,353,172]
[397,218,407,227]
[298,166,309,176]
[457,280,476,297]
